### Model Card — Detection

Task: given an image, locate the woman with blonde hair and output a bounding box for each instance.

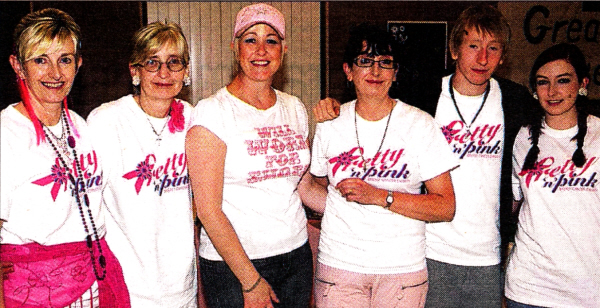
[0,8,130,307]
[87,21,197,307]
[186,3,313,308]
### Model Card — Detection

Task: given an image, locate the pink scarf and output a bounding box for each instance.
[1,238,130,308]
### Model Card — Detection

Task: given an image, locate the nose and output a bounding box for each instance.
[370,63,382,76]
[547,82,558,97]
[48,62,62,80]
[477,49,488,66]
[157,62,170,78]
[256,42,267,55]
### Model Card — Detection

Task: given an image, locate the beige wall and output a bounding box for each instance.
[499,2,600,97]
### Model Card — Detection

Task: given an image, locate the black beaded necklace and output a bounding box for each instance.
[448,74,491,135]
[40,109,106,281]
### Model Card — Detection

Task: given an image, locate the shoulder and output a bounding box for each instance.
[394,99,438,125]
[87,95,134,121]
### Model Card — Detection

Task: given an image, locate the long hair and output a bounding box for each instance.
[523,43,590,170]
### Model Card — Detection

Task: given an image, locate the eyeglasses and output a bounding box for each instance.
[137,57,186,72]
[353,57,396,69]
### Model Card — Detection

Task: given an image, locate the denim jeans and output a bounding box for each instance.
[505,298,548,308]
[199,241,313,308]
[425,258,503,308]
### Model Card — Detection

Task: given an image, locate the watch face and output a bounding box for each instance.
[386,192,393,204]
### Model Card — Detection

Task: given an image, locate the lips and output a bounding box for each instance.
[250,60,270,66]
[366,80,384,84]
[154,82,174,87]
[41,81,65,89]
[471,69,488,75]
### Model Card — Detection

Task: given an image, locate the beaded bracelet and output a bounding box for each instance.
[242,276,262,293]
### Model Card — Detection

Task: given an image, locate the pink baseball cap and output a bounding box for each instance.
[233,3,285,41]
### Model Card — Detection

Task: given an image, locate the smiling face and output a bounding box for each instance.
[535,59,589,128]
[451,27,504,95]
[344,41,397,99]
[236,23,285,83]
[13,37,81,108]
[132,42,187,103]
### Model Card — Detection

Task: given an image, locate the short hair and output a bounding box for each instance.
[13,8,81,64]
[129,21,190,67]
[449,4,511,58]
[343,23,399,68]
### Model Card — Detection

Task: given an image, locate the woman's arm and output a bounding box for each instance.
[336,171,455,222]
[298,172,328,214]
[186,126,278,308]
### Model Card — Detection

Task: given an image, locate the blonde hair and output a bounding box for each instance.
[449,4,511,59]
[129,21,189,67]
[13,8,81,64]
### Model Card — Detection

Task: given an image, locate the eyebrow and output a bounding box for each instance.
[536,72,574,79]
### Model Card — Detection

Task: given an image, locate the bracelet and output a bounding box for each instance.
[242,276,262,293]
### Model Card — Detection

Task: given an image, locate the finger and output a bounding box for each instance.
[270,288,280,303]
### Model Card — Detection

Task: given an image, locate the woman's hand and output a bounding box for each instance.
[243,277,279,308]
[336,178,385,206]
[313,98,340,123]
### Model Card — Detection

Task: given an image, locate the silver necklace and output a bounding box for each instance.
[449,74,490,135]
[41,115,71,161]
[354,101,394,172]
[139,102,170,144]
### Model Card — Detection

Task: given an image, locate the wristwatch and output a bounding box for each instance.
[384,190,393,209]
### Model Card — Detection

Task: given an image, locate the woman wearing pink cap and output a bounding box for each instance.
[186,3,313,308]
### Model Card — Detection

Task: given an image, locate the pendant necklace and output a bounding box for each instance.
[41,109,107,281]
[449,74,490,135]
[139,100,170,144]
[354,100,394,172]
[42,115,71,161]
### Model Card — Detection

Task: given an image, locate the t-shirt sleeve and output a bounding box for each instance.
[0,125,13,221]
[310,123,329,177]
[511,130,526,201]
[413,112,458,182]
[190,98,227,142]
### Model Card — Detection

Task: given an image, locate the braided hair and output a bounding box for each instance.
[523,43,590,171]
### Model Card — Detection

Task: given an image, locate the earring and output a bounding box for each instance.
[183,76,191,87]
[578,88,588,96]
[532,92,538,100]
[132,76,140,86]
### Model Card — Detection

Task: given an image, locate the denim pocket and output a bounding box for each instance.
[314,277,336,307]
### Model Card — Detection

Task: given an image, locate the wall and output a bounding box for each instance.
[147,2,322,137]
[499,2,600,97]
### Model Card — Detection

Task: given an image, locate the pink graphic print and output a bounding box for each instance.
[519,156,598,192]
[123,160,153,194]
[32,151,100,201]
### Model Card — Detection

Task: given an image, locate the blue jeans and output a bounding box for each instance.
[425,258,503,308]
[505,298,547,308]
[199,241,313,308]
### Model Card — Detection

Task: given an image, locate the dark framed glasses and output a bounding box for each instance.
[353,57,396,69]
[137,57,186,72]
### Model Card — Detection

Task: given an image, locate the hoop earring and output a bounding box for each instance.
[532,92,538,100]
[132,76,140,86]
[578,88,588,96]
[183,76,191,87]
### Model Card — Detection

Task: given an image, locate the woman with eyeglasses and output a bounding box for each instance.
[86,22,197,307]
[299,23,457,307]
[1,8,130,307]
[186,4,313,308]
[505,43,600,308]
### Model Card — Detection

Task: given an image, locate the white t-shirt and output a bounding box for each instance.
[505,115,600,307]
[1,105,106,245]
[191,87,310,261]
[426,75,505,266]
[87,95,197,308]
[311,100,458,274]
